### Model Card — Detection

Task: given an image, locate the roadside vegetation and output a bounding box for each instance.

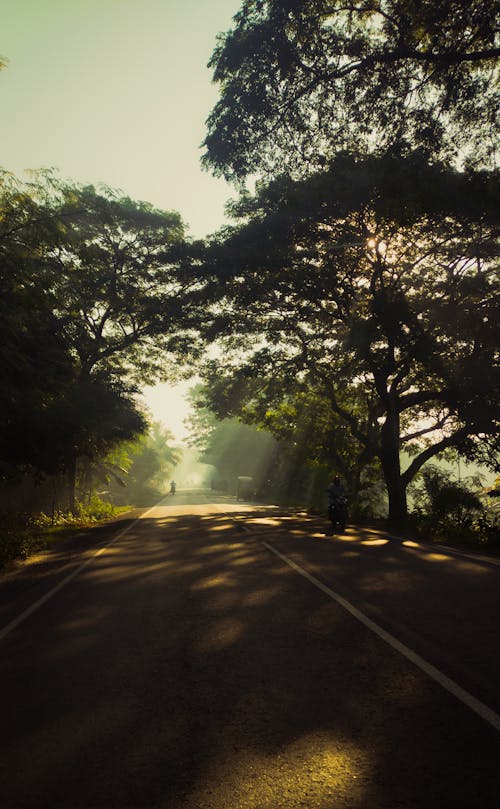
[0,499,126,571]
[0,421,181,570]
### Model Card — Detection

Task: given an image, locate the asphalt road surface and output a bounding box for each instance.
[1,489,499,809]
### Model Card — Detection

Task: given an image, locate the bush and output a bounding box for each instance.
[0,497,121,570]
[409,466,491,544]
[0,527,37,568]
[75,496,117,522]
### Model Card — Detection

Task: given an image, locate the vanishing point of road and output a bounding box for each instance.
[1,489,499,808]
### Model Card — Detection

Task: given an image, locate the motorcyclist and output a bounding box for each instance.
[326,475,348,528]
[170,479,176,495]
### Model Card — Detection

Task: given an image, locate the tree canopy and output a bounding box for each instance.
[203,0,499,180]
[201,153,500,518]
[0,171,199,511]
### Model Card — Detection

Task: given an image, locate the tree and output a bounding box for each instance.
[203,0,499,180]
[201,153,500,520]
[0,171,78,482]
[102,423,182,506]
[197,363,382,510]
[0,170,203,389]
[1,374,148,512]
[0,172,200,509]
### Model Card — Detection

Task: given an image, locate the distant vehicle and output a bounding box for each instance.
[328,498,347,533]
[326,475,348,533]
[236,476,254,501]
[170,480,176,495]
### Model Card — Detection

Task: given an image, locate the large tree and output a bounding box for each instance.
[0,172,201,506]
[203,0,499,180]
[201,154,500,520]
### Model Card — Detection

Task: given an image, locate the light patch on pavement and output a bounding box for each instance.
[191,573,236,591]
[247,517,286,527]
[208,523,233,531]
[195,543,232,556]
[176,732,364,808]
[426,552,455,562]
[193,617,243,653]
[242,586,282,607]
[360,539,390,546]
[230,556,257,566]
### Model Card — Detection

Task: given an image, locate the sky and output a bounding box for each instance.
[1,0,242,441]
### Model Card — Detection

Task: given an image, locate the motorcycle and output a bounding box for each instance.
[328,497,347,532]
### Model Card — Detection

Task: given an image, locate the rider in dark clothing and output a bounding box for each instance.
[326,476,347,506]
[326,475,348,527]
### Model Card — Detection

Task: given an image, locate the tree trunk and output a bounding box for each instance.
[380,408,407,522]
[67,455,77,515]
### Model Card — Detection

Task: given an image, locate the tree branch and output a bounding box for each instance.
[401,427,470,487]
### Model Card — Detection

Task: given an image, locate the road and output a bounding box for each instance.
[0,489,499,808]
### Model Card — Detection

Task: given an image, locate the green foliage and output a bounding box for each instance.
[0,526,41,569]
[34,496,119,526]
[408,466,493,543]
[204,0,499,179]
[0,497,122,569]
[201,153,499,519]
[103,424,182,506]
[194,370,384,513]
[0,170,198,515]
[2,374,148,479]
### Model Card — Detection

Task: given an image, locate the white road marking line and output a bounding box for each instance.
[0,504,159,643]
[262,540,500,734]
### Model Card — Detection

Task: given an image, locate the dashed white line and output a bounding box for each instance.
[262,540,500,734]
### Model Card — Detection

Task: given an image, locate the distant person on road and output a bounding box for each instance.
[170,480,176,495]
[326,475,347,510]
[326,474,348,531]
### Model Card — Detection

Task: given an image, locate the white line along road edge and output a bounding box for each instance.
[0,503,161,643]
[262,540,500,734]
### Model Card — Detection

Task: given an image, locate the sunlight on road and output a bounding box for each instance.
[360,539,390,546]
[174,732,366,809]
[192,573,236,591]
[193,616,244,653]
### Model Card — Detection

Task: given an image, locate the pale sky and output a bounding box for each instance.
[1,0,242,441]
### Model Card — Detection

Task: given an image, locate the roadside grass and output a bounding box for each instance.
[0,503,133,572]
